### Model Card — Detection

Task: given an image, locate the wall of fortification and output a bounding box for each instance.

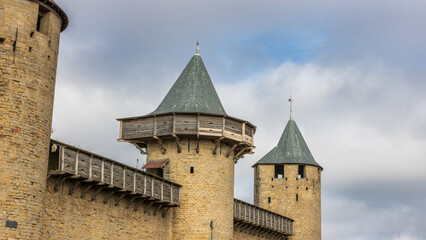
[147,138,235,240]
[255,164,321,240]
[0,0,62,239]
[42,178,173,240]
[233,229,279,240]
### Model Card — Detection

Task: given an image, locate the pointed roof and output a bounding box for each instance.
[150,53,226,116]
[255,119,322,169]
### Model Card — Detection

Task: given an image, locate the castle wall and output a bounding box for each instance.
[147,138,235,240]
[0,0,62,239]
[254,164,321,240]
[42,178,173,240]
[233,229,278,240]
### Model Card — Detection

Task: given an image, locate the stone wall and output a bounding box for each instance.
[233,228,280,240]
[147,138,235,240]
[42,178,173,240]
[254,164,321,240]
[0,0,62,239]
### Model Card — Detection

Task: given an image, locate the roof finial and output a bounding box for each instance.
[195,39,200,55]
[288,95,294,120]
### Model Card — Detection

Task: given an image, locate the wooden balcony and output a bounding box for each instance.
[117,113,256,161]
[48,140,181,215]
[234,199,293,237]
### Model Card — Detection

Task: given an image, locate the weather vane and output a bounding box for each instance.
[289,95,294,120]
[195,39,200,55]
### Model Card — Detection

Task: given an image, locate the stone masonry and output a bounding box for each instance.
[254,164,321,240]
[0,0,63,239]
[147,138,235,240]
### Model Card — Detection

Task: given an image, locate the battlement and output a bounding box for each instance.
[48,139,181,209]
[234,199,294,237]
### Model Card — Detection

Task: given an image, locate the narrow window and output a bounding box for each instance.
[298,165,306,178]
[190,166,194,174]
[268,197,271,203]
[296,194,299,202]
[274,164,284,178]
[36,5,49,35]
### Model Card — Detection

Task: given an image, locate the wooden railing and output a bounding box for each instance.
[48,140,180,206]
[118,113,255,146]
[234,199,293,236]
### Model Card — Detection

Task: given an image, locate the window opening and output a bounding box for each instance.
[298,165,306,178]
[274,164,284,178]
[296,194,299,202]
[268,197,271,203]
[190,166,194,174]
[36,5,49,35]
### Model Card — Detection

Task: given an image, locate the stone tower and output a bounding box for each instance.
[118,45,256,239]
[0,0,67,239]
[253,117,322,240]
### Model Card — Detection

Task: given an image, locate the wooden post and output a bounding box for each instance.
[153,116,157,136]
[75,151,79,175]
[89,155,93,179]
[133,171,136,192]
[222,117,226,137]
[110,163,114,185]
[60,146,65,171]
[161,181,164,201]
[101,159,105,183]
[242,122,246,142]
[143,175,147,195]
[123,168,126,189]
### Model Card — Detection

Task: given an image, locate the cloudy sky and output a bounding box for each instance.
[52,1,426,239]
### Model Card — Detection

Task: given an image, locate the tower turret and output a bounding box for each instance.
[0,0,67,239]
[253,109,322,240]
[118,44,256,239]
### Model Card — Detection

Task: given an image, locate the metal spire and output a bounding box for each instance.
[289,95,294,120]
[195,39,200,55]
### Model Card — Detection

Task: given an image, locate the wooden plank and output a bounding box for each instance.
[77,152,90,178]
[63,148,76,174]
[156,115,173,136]
[92,157,102,181]
[174,115,197,134]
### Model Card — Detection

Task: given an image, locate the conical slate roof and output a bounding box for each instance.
[150,54,226,115]
[255,119,322,169]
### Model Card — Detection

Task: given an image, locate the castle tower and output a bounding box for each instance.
[0,0,67,239]
[118,44,256,239]
[253,113,322,240]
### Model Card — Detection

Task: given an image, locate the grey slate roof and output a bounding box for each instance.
[254,119,322,169]
[150,54,226,115]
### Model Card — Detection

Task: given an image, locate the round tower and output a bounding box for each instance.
[0,0,67,239]
[253,117,322,240]
[118,45,256,239]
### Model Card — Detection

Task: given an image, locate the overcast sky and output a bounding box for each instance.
[52,1,426,239]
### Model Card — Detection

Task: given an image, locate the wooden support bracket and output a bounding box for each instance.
[153,136,166,154]
[172,134,182,153]
[196,138,200,153]
[114,193,127,206]
[68,181,81,195]
[103,190,116,204]
[132,143,147,155]
[134,199,145,211]
[81,184,94,198]
[144,201,154,214]
[225,144,238,158]
[126,196,139,209]
[161,207,170,218]
[54,175,71,191]
[91,186,104,201]
[152,205,163,216]
[212,137,224,155]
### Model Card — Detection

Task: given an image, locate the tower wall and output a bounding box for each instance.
[147,138,235,240]
[0,0,63,239]
[254,164,321,240]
